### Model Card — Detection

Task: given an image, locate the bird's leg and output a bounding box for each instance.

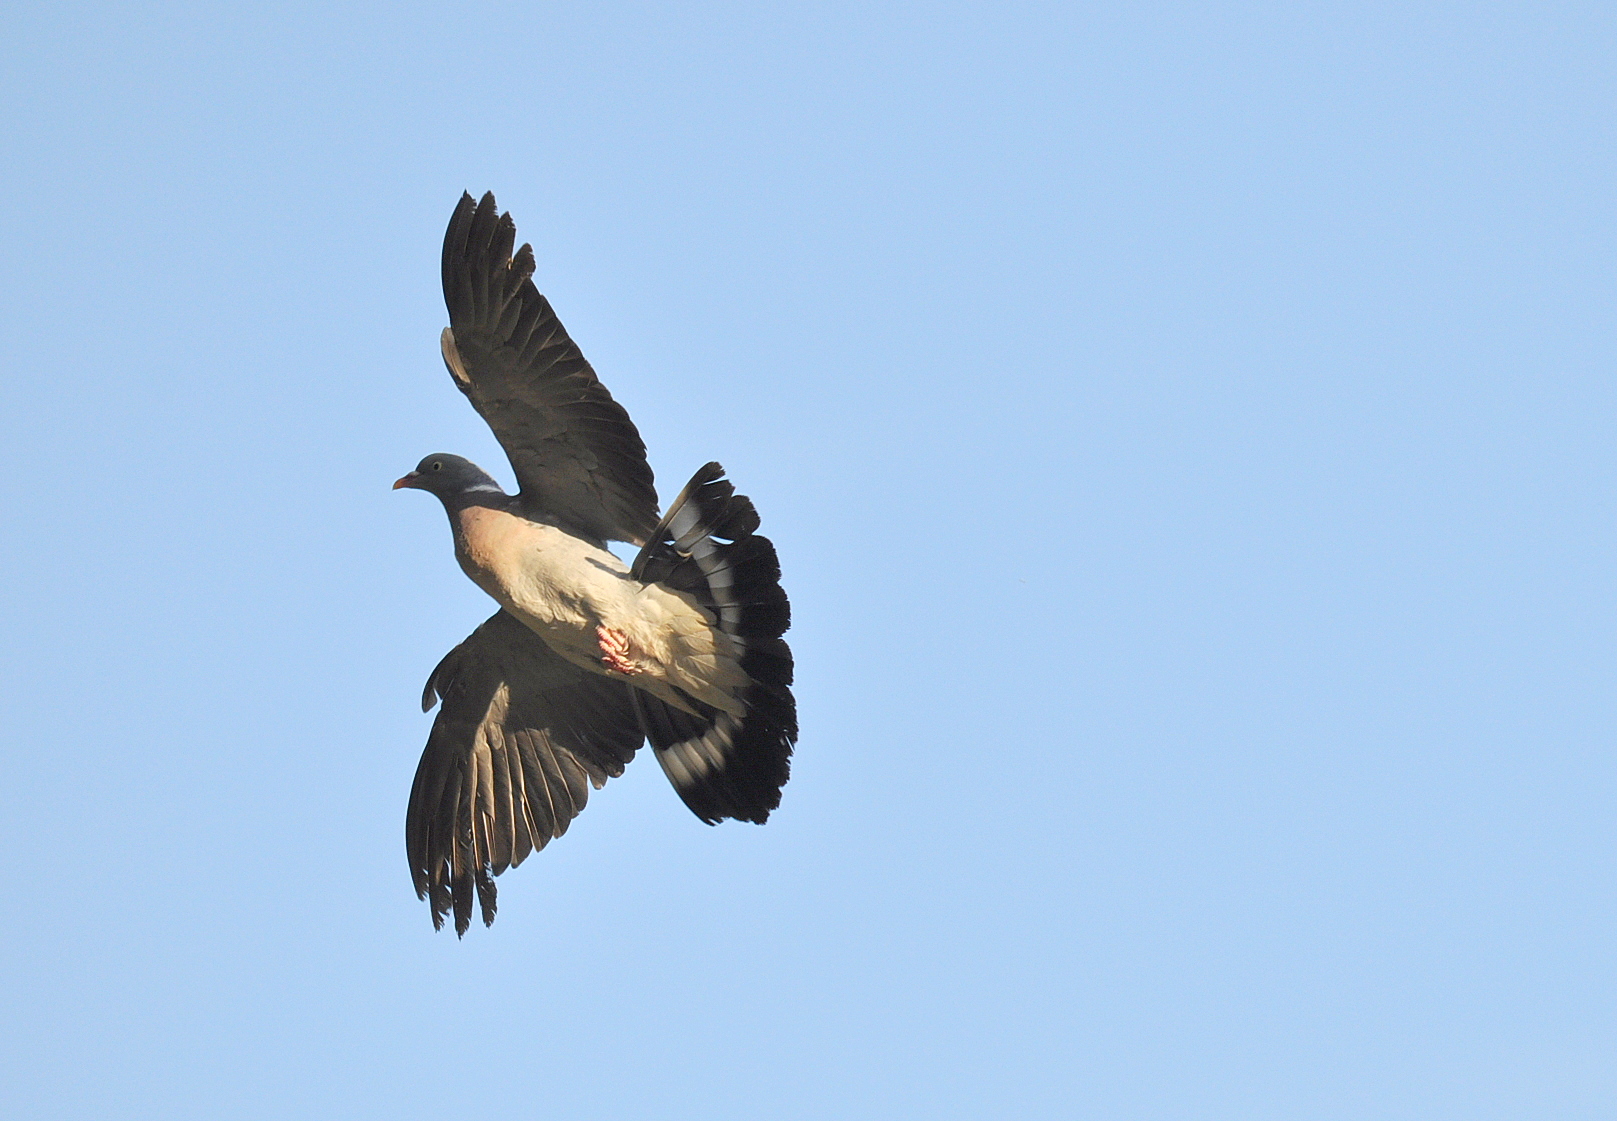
[596,625,640,675]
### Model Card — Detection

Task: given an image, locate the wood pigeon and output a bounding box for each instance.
[394,192,796,935]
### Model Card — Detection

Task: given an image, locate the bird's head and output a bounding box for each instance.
[392,454,504,501]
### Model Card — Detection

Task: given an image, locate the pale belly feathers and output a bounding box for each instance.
[452,505,747,715]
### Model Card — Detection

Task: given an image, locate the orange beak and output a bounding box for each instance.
[392,472,421,490]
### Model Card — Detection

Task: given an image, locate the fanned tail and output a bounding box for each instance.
[631,463,796,823]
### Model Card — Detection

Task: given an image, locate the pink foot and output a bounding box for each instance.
[597,625,640,675]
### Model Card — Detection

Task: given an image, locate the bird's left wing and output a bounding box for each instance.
[406,610,644,934]
[439,191,659,545]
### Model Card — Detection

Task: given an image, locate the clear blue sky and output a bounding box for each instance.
[1,3,1612,1117]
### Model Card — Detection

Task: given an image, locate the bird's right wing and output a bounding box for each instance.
[406,611,643,935]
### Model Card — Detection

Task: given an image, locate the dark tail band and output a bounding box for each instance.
[631,463,796,823]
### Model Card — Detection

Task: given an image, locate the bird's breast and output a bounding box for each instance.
[451,506,635,653]
[449,506,742,706]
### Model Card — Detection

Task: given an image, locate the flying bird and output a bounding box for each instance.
[395,192,796,934]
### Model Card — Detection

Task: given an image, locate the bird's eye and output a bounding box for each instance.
[432,461,442,471]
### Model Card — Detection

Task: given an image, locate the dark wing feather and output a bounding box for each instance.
[406,611,643,935]
[440,191,659,545]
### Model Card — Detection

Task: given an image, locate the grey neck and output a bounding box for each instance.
[440,483,512,516]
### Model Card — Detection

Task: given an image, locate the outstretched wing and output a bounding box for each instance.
[439,191,659,545]
[406,611,644,935]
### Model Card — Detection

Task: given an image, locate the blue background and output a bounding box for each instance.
[2,3,1613,1117]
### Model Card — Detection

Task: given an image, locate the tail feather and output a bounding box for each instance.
[632,463,796,824]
